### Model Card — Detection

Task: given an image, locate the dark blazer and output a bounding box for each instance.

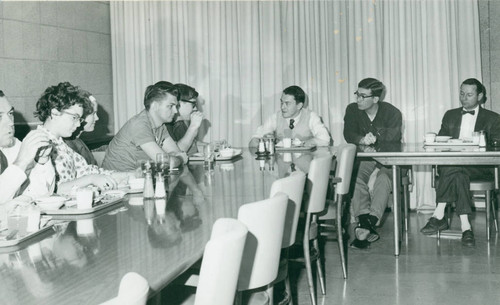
[438,107,500,141]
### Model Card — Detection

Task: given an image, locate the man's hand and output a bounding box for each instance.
[189,111,204,130]
[13,130,51,171]
[359,132,377,145]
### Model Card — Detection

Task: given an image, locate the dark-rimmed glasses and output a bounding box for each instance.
[60,110,84,123]
[354,91,374,100]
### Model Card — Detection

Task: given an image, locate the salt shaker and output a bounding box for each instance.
[479,130,487,147]
[143,171,155,200]
[267,138,275,155]
[257,138,267,154]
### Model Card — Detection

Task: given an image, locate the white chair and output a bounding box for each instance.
[319,144,357,279]
[269,171,307,305]
[237,194,289,305]
[99,272,149,305]
[289,154,332,305]
[182,218,249,305]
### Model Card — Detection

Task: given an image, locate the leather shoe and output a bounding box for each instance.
[461,230,475,247]
[420,217,448,235]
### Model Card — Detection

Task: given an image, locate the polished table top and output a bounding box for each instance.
[356,142,500,165]
[0,148,333,305]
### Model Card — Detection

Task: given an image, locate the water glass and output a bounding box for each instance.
[156,153,169,174]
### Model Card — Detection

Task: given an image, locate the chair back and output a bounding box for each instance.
[335,144,357,195]
[269,171,306,248]
[194,218,248,305]
[99,272,149,305]
[304,155,333,213]
[237,194,288,291]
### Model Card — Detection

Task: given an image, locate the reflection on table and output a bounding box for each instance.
[0,148,333,304]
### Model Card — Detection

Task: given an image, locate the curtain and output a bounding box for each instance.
[110,0,481,209]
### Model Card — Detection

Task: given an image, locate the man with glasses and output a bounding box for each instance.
[103,82,187,171]
[166,83,204,155]
[344,78,402,249]
[0,90,55,204]
[250,85,331,146]
[420,78,500,247]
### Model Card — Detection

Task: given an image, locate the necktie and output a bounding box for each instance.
[0,150,8,174]
[461,110,475,115]
[289,119,295,130]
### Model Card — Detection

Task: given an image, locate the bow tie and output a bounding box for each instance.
[461,110,475,115]
[289,119,295,130]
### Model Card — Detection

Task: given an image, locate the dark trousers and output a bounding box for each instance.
[436,166,494,215]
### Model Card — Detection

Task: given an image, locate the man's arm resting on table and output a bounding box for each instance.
[161,137,188,165]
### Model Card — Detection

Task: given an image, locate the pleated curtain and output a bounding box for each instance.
[110,0,481,209]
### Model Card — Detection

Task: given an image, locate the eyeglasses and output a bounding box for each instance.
[354,91,374,100]
[60,110,84,123]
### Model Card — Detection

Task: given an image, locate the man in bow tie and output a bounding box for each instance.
[420,78,500,247]
[250,85,331,147]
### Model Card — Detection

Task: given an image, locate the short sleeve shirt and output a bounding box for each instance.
[102,110,171,171]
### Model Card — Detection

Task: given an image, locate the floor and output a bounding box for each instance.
[288,210,500,305]
[161,209,500,305]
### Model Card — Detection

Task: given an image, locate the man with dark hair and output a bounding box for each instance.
[420,78,500,247]
[166,83,204,155]
[0,90,55,204]
[250,85,331,146]
[344,78,402,249]
[102,82,187,171]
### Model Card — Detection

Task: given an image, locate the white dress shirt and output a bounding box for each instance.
[254,109,331,146]
[459,105,479,140]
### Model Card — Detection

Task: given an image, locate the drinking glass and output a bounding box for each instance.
[156,153,169,175]
[137,160,154,177]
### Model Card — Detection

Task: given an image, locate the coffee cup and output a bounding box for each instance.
[76,188,93,209]
[424,133,436,144]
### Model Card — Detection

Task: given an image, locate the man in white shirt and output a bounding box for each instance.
[420,78,500,247]
[0,90,55,204]
[249,85,332,147]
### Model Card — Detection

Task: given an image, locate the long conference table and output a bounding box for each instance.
[0,148,333,305]
[357,143,500,256]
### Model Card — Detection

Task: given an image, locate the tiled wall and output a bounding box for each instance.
[480,0,500,115]
[0,1,113,143]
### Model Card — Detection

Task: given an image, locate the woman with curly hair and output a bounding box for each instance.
[34,82,129,194]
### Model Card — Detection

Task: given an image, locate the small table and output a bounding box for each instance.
[357,143,500,256]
